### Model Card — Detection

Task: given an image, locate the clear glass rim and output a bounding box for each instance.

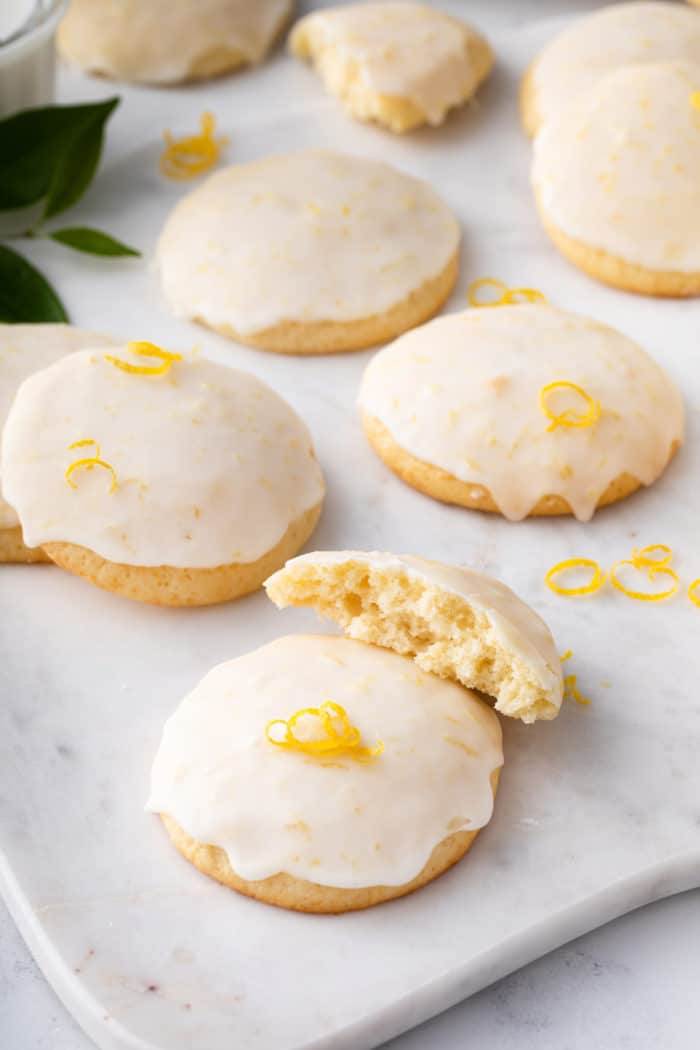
[0,0,66,56]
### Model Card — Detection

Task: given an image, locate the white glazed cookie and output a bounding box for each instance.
[521,2,700,136]
[532,60,700,296]
[156,150,460,354]
[266,550,563,722]
[1,345,324,605]
[359,305,684,521]
[148,634,503,912]
[57,0,293,83]
[0,324,114,564]
[290,2,493,133]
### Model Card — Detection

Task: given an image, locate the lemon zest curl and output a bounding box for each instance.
[65,439,117,493]
[609,560,679,602]
[105,341,182,376]
[689,579,700,607]
[563,674,590,706]
[539,380,601,432]
[160,112,227,180]
[266,701,384,762]
[468,276,547,308]
[545,558,607,597]
[630,544,672,569]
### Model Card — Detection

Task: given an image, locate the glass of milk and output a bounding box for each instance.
[0,0,66,118]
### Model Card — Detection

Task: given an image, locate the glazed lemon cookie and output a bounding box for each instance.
[148,634,503,912]
[290,2,492,133]
[532,60,700,296]
[0,324,114,565]
[156,150,460,354]
[266,551,563,722]
[1,344,324,605]
[57,0,293,83]
[359,305,684,520]
[521,2,700,136]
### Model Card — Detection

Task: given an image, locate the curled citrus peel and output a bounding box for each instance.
[689,579,700,607]
[545,558,607,597]
[266,701,383,762]
[539,380,601,432]
[563,674,590,706]
[468,277,547,308]
[105,341,182,376]
[609,560,679,602]
[630,544,672,569]
[560,650,572,662]
[65,439,117,494]
[160,112,227,180]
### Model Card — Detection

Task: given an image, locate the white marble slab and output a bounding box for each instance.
[1,9,699,1050]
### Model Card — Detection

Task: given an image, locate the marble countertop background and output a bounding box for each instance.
[2,1,698,1048]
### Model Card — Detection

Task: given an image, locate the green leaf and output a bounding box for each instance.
[48,226,140,257]
[0,98,119,214]
[0,244,68,323]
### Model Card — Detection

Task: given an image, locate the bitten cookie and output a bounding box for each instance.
[1,343,324,605]
[148,634,503,912]
[266,550,563,722]
[521,2,700,136]
[290,2,492,133]
[156,150,460,354]
[532,60,700,296]
[0,324,114,564]
[359,305,684,521]
[57,0,292,83]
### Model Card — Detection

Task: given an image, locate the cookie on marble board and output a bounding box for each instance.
[358,305,684,521]
[155,150,460,354]
[266,550,564,723]
[57,0,293,83]
[148,634,503,912]
[521,1,700,137]
[289,2,492,133]
[1,343,324,606]
[0,324,115,565]
[531,60,700,296]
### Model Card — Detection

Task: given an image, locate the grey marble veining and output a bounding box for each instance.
[1,4,700,1049]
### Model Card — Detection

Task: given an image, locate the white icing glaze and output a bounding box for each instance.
[58,0,292,82]
[147,634,503,889]
[290,2,490,127]
[0,325,114,531]
[1,347,324,568]
[359,305,684,522]
[156,150,460,335]
[530,2,700,131]
[532,60,700,272]
[266,550,563,704]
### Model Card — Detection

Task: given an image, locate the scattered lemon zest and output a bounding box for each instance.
[160,112,227,180]
[468,276,547,308]
[630,544,673,569]
[689,579,700,607]
[609,560,679,602]
[65,439,117,493]
[691,91,700,112]
[560,650,572,662]
[104,341,183,376]
[545,558,607,597]
[539,381,601,432]
[563,674,590,706]
[265,701,383,762]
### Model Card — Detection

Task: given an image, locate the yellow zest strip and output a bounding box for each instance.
[65,439,117,493]
[104,341,183,377]
[545,558,607,597]
[266,701,384,762]
[468,277,547,308]
[630,544,673,569]
[160,112,227,180]
[691,91,700,112]
[609,560,679,602]
[563,674,590,706]
[539,380,601,432]
[560,650,572,662]
[689,579,700,607]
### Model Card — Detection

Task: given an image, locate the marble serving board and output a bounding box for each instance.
[1,11,700,1050]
